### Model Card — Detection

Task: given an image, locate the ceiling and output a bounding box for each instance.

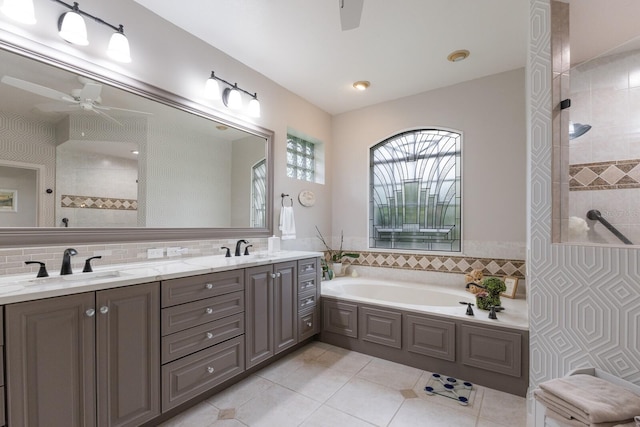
[132,0,640,116]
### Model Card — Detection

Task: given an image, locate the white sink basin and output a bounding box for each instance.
[26,270,127,285]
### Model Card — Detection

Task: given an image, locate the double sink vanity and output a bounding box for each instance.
[0,251,322,427]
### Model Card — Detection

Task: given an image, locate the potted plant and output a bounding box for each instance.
[315,226,359,277]
[475,277,506,310]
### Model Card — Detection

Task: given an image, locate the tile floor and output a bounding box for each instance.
[160,341,527,427]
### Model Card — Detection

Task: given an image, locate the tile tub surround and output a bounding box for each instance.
[159,341,527,427]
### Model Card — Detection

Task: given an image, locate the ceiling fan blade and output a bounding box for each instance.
[93,105,153,115]
[1,75,76,102]
[79,82,102,101]
[35,102,81,113]
[92,107,124,126]
[339,0,364,31]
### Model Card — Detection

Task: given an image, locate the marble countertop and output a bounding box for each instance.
[0,251,323,305]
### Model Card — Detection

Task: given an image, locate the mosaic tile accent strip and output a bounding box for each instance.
[61,194,138,210]
[342,251,525,279]
[569,159,640,191]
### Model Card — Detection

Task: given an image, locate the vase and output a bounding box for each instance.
[331,262,343,276]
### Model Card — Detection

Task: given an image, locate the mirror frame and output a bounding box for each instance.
[0,40,274,247]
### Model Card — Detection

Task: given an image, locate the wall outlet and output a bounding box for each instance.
[166,247,182,257]
[147,248,164,259]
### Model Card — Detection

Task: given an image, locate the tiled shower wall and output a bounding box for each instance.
[568,47,640,244]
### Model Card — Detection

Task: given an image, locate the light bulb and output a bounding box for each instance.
[223,87,242,110]
[58,11,88,45]
[1,0,36,24]
[248,97,261,118]
[204,75,221,100]
[107,30,131,63]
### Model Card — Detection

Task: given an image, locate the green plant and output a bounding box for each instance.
[315,226,359,263]
[476,277,506,310]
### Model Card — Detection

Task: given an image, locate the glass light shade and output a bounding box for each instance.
[204,77,221,100]
[1,0,36,24]
[58,11,88,45]
[107,31,131,63]
[248,97,261,118]
[223,87,243,110]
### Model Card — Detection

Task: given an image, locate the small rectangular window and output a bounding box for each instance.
[287,135,316,182]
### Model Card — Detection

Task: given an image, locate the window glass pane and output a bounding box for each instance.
[369,129,462,252]
[287,135,316,183]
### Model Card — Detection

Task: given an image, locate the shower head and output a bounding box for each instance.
[569,122,592,140]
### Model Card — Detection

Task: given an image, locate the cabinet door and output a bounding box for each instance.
[274,261,297,354]
[96,282,160,427]
[6,292,97,427]
[245,264,274,368]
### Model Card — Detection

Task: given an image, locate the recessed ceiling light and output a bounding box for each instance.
[216,125,228,131]
[353,81,370,91]
[447,50,470,62]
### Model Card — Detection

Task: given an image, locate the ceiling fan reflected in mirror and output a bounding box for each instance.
[0,75,152,125]
[339,0,364,31]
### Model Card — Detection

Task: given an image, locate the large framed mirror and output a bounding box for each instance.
[0,41,273,247]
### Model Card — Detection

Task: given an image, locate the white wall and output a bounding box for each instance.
[332,69,527,259]
[0,166,37,226]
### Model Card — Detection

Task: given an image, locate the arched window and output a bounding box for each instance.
[251,159,266,228]
[369,129,461,252]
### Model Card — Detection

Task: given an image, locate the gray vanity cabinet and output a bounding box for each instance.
[5,282,160,427]
[245,261,298,369]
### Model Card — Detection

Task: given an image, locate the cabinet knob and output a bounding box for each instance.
[85,308,95,317]
[207,366,215,374]
[99,306,109,314]
[205,283,213,290]
[206,332,213,339]
[205,308,213,315]
[306,321,312,327]
[276,272,281,278]
[271,273,276,279]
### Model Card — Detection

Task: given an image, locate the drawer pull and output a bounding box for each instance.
[207,366,215,374]
[205,308,213,315]
[276,272,281,278]
[85,308,95,317]
[205,283,213,290]
[306,321,312,327]
[206,332,214,339]
[304,265,314,271]
[302,281,314,289]
[302,298,314,306]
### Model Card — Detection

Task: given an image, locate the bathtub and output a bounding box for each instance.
[321,276,528,330]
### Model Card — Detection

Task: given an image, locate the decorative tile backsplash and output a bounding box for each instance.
[345,251,526,279]
[61,194,138,210]
[570,159,640,191]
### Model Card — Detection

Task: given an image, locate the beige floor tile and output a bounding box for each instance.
[356,357,423,390]
[389,399,477,427]
[300,406,376,427]
[159,401,219,427]
[207,374,275,410]
[278,363,354,402]
[479,387,527,425]
[325,378,405,426]
[412,371,485,417]
[314,345,373,375]
[235,383,321,427]
[254,352,310,383]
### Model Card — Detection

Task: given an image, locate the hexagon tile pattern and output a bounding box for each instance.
[528,0,640,389]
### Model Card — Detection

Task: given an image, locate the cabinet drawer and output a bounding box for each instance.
[162,336,244,411]
[405,314,455,361]
[299,308,319,341]
[162,313,244,364]
[360,306,402,349]
[162,291,244,336]
[0,386,4,427]
[298,258,319,276]
[297,275,318,294]
[162,270,244,308]
[461,324,522,377]
[298,292,317,311]
[322,300,358,338]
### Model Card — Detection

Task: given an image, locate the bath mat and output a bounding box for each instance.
[424,373,473,406]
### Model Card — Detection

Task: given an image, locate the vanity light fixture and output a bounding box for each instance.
[353,80,370,91]
[52,0,132,62]
[1,0,37,24]
[205,70,261,117]
[447,49,470,62]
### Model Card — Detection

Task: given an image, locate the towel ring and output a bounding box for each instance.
[281,193,293,207]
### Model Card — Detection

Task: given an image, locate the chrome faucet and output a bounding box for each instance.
[60,248,78,275]
[234,239,248,256]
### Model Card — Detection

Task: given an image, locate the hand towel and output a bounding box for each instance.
[535,374,640,425]
[279,206,296,240]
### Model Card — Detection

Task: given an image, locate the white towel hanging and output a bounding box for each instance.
[279,206,296,240]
